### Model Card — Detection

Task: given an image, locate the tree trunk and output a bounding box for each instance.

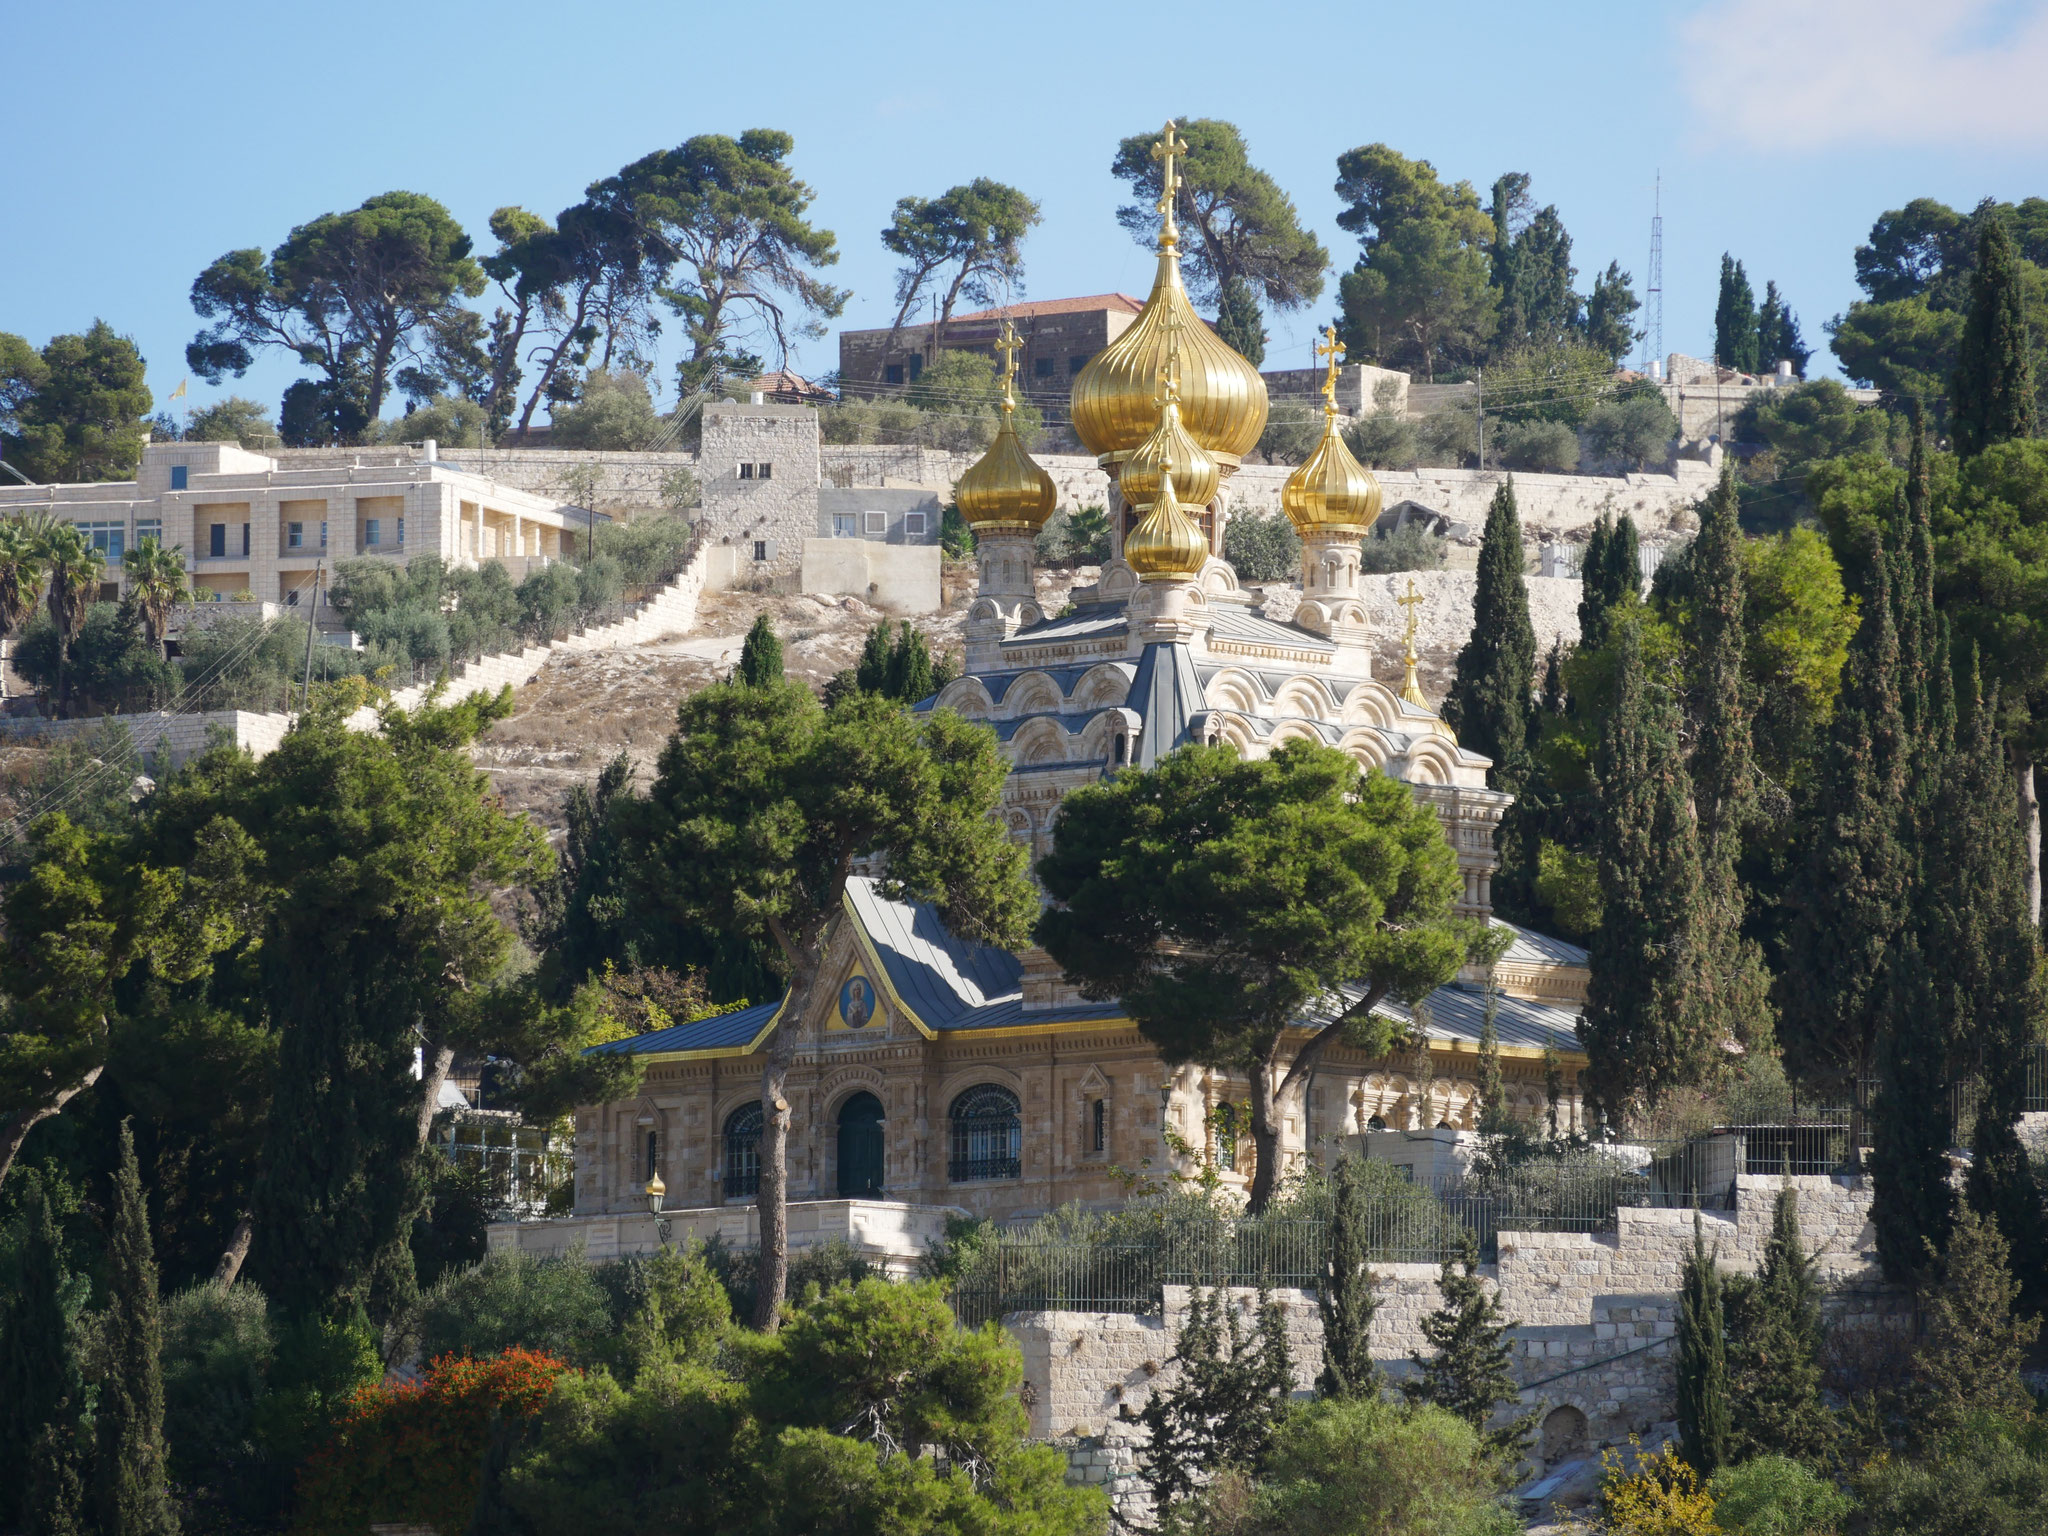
[0,1064,103,1188]
[2021,757,2040,928]
[1246,1065,1284,1214]
[754,1035,796,1332]
[212,1216,253,1287]
[417,1040,456,1148]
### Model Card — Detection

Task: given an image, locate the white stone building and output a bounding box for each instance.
[0,439,595,607]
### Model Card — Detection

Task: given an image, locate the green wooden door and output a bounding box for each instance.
[837,1092,885,1199]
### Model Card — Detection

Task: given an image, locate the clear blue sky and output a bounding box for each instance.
[6,0,2045,422]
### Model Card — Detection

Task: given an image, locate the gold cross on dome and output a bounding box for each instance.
[1156,309,1185,403]
[994,319,1022,407]
[1152,120,1187,246]
[1398,576,1424,654]
[1315,325,1345,412]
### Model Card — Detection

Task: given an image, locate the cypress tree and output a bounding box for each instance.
[736,613,784,687]
[1869,932,1953,1286]
[96,1123,179,1536]
[1583,617,1713,1118]
[1910,1203,2040,1442]
[1444,476,1536,791]
[1950,214,2038,457]
[1779,532,1909,1104]
[1689,460,1773,1051]
[1213,276,1265,366]
[1677,1216,1731,1476]
[1937,657,2048,1303]
[1315,1154,1383,1400]
[1726,1187,1834,1462]
[1403,1230,1530,1457]
[1,1175,86,1533]
[1714,255,1759,373]
[1475,990,1509,1138]
[882,621,936,703]
[1576,512,1615,652]
[1604,513,1640,609]
[855,621,891,694]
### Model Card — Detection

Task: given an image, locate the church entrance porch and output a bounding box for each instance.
[837,1092,886,1198]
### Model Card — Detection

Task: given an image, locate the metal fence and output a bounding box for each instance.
[437,1113,573,1216]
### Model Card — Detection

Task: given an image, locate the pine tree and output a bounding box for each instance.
[95,1123,179,1536]
[1677,1216,1731,1476]
[1726,1187,1834,1462]
[1,1175,85,1532]
[854,621,891,694]
[1444,476,1536,791]
[1583,617,1713,1118]
[1714,255,1759,373]
[1688,461,1773,1051]
[1213,276,1266,366]
[1779,531,1909,1105]
[1950,213,2038,457]
[736,613,783,687]
[1403,1230,1529,1457]
[1316,1155,1383,1400]
[1910,1203,2040,1442]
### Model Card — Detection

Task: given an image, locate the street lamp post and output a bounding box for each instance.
[645,1171,670,1248]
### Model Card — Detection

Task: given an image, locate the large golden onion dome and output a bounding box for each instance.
[954,321,1056,533]
[1282,327,1383,535]
[1124,462,1210,582]
[1070,122,1268,466]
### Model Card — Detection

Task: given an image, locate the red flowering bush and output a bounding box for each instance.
[296,1348,571,1536]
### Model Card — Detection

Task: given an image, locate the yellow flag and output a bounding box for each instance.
[167,379,187,402]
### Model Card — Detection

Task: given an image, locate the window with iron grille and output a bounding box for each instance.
[724,1102,764,1197]
[949,1085,1021,1181]
[1091,1097,1107,1154]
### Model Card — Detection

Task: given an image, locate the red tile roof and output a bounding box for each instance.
[947,294,1145,323]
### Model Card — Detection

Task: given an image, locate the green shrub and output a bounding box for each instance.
[1036,504,1111,567]
[1345,410,1420,470]
[550,369,659,449]
[1496,418,1581,474]
[1708,1455,1852,1535]
[591,514,694,588]
[410,1249,612,1368]
[161,1282,277,1504]
[1359,524,1448,574]
[1225,513,1302,582]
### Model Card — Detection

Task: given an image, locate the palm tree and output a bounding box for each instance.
[0,515,52,699]
[123,536,189,657]
[41,522,106,714]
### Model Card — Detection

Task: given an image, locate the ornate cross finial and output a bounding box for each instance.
[994,319,1022,412]
[1315,325,1345,415]
[1398,576,1425,656]
[1155,308,1185,405]
[1152,120,1187,250]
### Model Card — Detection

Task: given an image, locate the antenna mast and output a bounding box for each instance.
[1643,171,1664,375]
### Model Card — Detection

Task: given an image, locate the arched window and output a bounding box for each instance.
[723,1102,763,1198]
[1212,1102,1240,1172]
[949,1085,1021,1181]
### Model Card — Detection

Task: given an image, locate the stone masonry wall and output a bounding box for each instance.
[1013,1174,1903,1519]
[698,405,820,584]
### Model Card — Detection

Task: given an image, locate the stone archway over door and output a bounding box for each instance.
[837,1092,885,1198]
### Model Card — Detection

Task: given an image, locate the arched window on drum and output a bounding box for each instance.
[948,1085,1021,1181]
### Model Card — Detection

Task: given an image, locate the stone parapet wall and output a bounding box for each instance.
[488,1197,959,1278]
[0,707,294,769]
[1010,1174,1896,1452]
[269,447,696,517]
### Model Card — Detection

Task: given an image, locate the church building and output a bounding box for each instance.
[564,126,1591,1232]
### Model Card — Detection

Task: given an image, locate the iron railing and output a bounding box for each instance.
[949,1154,1023,1183]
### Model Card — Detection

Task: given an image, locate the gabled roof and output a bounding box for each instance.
[585,880,1587,1064]
[1126,641,1205,769]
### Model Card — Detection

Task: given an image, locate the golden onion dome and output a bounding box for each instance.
[1070,122,1268,465]
[1125,463,1211,582]
[954,319,1057,532]
[1281,413,1382,534]
[1118,391,1220,517]
[1283,327,1381,534]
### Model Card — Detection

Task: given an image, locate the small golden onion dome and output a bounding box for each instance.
[1118,392,1220,517]
[954,415,1056,533]
[1125,462,1210,583]
[1281,411,1383,535]
[1070,122,1266,464]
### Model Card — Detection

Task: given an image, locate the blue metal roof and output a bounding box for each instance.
[1007,603,1129,645]
[1126,641,1205,768]
[1207,605,1338,653]
[587,882,1584,1060]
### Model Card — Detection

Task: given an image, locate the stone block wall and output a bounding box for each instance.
[698,405,820,585]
